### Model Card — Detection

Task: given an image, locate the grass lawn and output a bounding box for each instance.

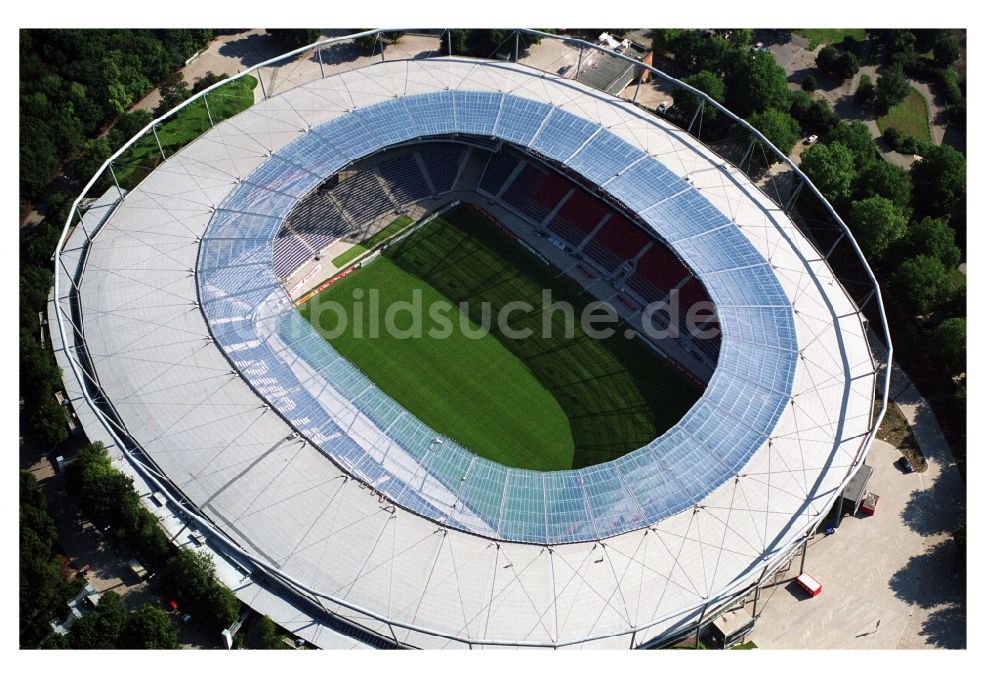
[796,29,866,50]
[115,75,258,190]
[302,256,574,470]
[301,203,701,470]
[331,214,413,268]
[877,87,931,143]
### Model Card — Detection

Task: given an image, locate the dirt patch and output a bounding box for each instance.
[875,397,927,471]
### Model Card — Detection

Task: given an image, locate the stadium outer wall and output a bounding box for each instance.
[50,29,892,649]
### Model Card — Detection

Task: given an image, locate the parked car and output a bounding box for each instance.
[804,134,819,145]
[896,456,914,473]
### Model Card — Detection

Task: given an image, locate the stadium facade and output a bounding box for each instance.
[50,30,891,649]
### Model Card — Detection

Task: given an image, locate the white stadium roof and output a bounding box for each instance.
[54,46,883,648]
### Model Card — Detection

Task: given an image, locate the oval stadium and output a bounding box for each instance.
[51,30,891,649]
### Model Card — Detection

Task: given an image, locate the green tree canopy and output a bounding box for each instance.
[726,51,790,117]
[816,46,860,80]
[929,317,966,375]
[855,159,912,211]
[442,29,540,59]
[827,121,880,170]
[162,549,239,629]
[20,471,72,647]
[875,64,910,111]
[855,74,876,105]
[119,604,179,649]
[265,29,320,48]
[748,108,801,157]
[69,592,128,649]
[800,141,856,204]
[911,144,967,219]
[788,91,838,136]
[905,217,962,268]
[891,254,952,315]
[933,32,960,67]
[673,70,725,121]
[849,196,909,262]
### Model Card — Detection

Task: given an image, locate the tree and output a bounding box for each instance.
[827,121,880,170]
[69,592,127,649]
[800,141,856,204]
[905,217,962,268]
[673,70,725,121]
[929,317,966,375]
[109,109,153,149]
[192,71,228,95]
[816,46,859,80]
[20,471,72,647]
[911,144,967,219]
[441,29,539,59]
[849,196,908,262]
[933,32,960,67]
[802,75,818,92]
[70,136,113,184]
[726,50,790,117]
[891,255,951,315]
[265,29,321,48]
[855,74,876,105]
[748,108,801,157]
[651,29,684,55]
[875,64,910,111]
[162,549,239,629]
[788,91,838,136]
[154,71,190,117]
[39,633,70,649]
[855,159,912,210]
[119,604,178,649]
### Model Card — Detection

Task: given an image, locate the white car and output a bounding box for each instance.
[805,134,819,145]
[656,101,670,115]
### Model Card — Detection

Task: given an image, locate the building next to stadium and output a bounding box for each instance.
[50,29,891,649]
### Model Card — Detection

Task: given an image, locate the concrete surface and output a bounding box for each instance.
[751,354,966,649]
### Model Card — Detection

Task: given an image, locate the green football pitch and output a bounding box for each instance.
[299,203,702,470]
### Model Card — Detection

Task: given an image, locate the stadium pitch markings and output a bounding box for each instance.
[331,215,413,269]
[300,203,701,471]
[302,256,575,470]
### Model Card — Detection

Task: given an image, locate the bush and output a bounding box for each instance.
[882,127,928,156]
[937,67,965,106]
[802,75,818,92]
